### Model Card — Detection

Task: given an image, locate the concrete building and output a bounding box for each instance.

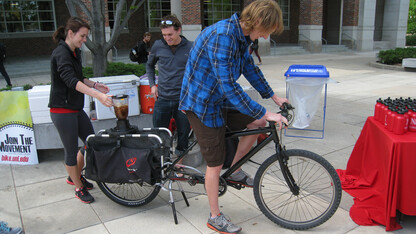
[0,0,410,58]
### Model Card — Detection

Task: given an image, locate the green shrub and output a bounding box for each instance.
[1,62,149,92]
[406,34,416,46]
[0,86,12,92]
[105,62,146,77]
[23,84,33,90]
[83,62,147,78]
[0,84,33,92]
[378,47,416,65]
[1,62,146,92]
[83,66,93,78]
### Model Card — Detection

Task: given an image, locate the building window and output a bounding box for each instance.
[278,0,290,29]
[202,1,288,29]
[107,0,127,29]
[147,0,170,29]
[203,0,242,28]
[0,0,55,33]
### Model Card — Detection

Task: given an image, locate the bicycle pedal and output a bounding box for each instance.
[188,179,197,186]
[226,180,243,190]
[188,174,204,185]
[234,184,243,190]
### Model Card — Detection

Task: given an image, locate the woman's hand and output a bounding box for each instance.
[97,93,113,107]
[76,81,112,107]
[95,82,110,94]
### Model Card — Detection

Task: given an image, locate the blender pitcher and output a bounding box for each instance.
[112,94,129,120]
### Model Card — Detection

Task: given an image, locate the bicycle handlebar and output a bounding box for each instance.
[279,102,294,115]
[268,102,295,127]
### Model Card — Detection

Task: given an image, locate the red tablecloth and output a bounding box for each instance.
[337,117,416,231]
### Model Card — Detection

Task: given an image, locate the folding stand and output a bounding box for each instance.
[283,64,330,139]
[285,83,327,139]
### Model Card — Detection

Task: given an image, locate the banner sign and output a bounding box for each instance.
[0,91,38,165]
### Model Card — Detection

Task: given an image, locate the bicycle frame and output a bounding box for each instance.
[165,117,300,194]
[95,104,340,228]
[221,126,280,179]
[166,125,276,175]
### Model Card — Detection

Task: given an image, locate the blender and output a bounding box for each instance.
[108,94,137,134]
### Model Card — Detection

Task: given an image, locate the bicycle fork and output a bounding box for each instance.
[273,124,300,196]
[277,148,300,196]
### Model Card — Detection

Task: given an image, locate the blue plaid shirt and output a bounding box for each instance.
[179,13,275,128]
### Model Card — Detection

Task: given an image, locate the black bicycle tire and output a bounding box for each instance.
[253,149,342,230]
[97,181,160,207]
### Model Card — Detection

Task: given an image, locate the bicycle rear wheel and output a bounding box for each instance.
[97,181,160,207]
[253,149,341,230]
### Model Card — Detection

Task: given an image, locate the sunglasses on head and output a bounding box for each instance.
[161,20,173,25]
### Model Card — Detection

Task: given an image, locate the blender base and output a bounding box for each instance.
[106,119,138,135]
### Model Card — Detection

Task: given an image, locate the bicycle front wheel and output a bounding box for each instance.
[97,181,160,207]
[253,149,342,230]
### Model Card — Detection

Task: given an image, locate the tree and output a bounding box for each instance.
[409,0,416,34]
[65,0,145,76]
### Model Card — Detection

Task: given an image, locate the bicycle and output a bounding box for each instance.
[90,103,342,230]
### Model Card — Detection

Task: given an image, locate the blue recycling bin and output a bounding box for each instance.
[284,65,331,139]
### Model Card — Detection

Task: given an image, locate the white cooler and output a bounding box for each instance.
[90,75,140,120]
[28,85,89,124]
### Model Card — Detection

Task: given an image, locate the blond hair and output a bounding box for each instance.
[240,0,284,35]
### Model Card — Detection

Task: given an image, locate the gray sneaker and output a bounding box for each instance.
[207,213,242,234]
[227,169,254,187]
[0,221,22,234]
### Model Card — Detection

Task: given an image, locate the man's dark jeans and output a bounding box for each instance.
[153,98,191,152]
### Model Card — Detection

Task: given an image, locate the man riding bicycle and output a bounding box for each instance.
[179,0,288,233]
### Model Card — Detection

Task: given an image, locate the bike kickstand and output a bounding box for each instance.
[176,180,190,207]
[181,191,189,207]
[168,180,179,224]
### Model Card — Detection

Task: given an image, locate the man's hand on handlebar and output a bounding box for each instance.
[264,111,288,130]
[271,94,289,107]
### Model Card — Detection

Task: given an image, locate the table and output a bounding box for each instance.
[337,117,416,231]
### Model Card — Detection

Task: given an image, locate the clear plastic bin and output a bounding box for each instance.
[284,65,332,139]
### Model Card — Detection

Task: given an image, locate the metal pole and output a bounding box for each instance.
[339,0,344,45]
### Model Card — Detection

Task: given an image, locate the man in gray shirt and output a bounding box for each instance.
[146,15,193,159]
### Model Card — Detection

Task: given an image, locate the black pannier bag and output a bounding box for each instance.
[85,133,167,185]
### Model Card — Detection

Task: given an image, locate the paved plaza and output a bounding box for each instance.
[1,51,416,233]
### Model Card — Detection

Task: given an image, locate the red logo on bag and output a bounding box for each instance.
[126,158,137,168]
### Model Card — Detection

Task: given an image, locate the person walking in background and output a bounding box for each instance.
[146,15,193,166]
[49,17,113,204]
[0,43,12,87]
[130,32,152,64]
[249,39,262,65]
[179,0,288,233]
